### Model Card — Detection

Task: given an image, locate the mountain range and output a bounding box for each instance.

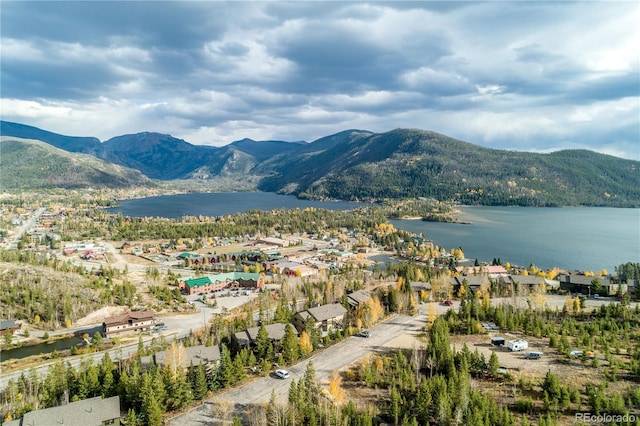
[1,120,639,207]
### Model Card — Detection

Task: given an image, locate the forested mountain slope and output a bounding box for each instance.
[258,129,640,207]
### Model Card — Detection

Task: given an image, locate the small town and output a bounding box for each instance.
[1,199,639,426]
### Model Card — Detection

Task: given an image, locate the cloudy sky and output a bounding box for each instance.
[2,1,638,159]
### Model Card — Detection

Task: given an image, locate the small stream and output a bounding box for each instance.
[1,335,87,361]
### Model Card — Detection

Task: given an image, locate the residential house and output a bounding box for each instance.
[102,311,155,338]
[293,303,347,335]
[557,273,619,295]
[456,265,508,278]
[346,290,371,308]
[3,395,120,426]
[508,275,560,293]
[410,281,432,301]
[452,275,491,294]
[142,344,221,373]
[233,323,297,348]
[0,320,19,336]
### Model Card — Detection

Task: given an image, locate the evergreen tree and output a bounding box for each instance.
[281,324,300,364]
[190,363,208,400]
[125,408,138,426]
[255,323,273,361]
[141,393,163,426]
[217,344,235,388]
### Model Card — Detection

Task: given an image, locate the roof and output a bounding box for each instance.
[307,303,347,322]
[347,290,371,307]
[185,276,213,288]
[0,320,17,330]
[153,344,221,368]
[185,272,262,288]
[18,396,120,426]
[456,265,508,275]
[104,310,154,326]
[455,275,489,287]
[410,281,431,291]
[237,323,297,344]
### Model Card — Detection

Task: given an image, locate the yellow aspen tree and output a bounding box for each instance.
[564,295,573,314]
[482,291,491,311]
[299,331,313,357]
[427,303,438,324]
[164,341,186,379]
[374,357,384,373]
[328,371,345,404]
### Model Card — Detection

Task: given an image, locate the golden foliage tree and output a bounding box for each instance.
[299,331,313,357]
[427,303,438,324]
[164,341,186,379]
[328,371,345,404]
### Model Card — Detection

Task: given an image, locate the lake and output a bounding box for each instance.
[109,193,639,273]
[108,192,364,218]
[390,206,639,273]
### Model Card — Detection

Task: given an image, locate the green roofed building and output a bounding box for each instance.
[178,272,264,295]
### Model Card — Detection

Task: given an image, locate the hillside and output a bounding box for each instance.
[1,122,638,207]
[0,120,303,180]
[0,137,156,190]
[258,129,640,207]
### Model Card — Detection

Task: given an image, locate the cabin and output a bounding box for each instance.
[102,310,155,338]
[293,303,347,335]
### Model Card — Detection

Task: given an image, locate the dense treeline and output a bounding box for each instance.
[62,198,453,242]
[617,262,640,282]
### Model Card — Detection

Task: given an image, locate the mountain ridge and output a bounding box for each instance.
[1,120,638,207]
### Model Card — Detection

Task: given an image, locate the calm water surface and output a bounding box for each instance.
[391,206,639,273]
[109,193,639,273]
[109,192,364,218]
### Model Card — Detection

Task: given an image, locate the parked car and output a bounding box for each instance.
[275,369,290,379]
[358,330,371,338]
[524,351,543,360]
[442,300,453,306]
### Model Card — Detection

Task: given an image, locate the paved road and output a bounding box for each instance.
[169,314,423,425]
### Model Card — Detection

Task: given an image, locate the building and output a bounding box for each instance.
[346,290,371,308]
[102,311,155,338]
[508,275,560,292]
[259,237,290,247]
[293,303,347,335]
[177,272,265,295]
[233,323,297,348]
[0,320,19,336]
[557,273,619,295]
[4,396,120,426]
[142,344,221,372]
[456,265,508,278]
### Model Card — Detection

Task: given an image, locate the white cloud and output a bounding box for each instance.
[1,1,638,160]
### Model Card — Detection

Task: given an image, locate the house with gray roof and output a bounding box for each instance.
[142,344,221,372]
[5,395,120,426]
[234,323,297,347]
[557,273,620,295]
[293,303,347,335]
[346,290,371,308]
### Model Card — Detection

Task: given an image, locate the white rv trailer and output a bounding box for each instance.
[507,339,529,352]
